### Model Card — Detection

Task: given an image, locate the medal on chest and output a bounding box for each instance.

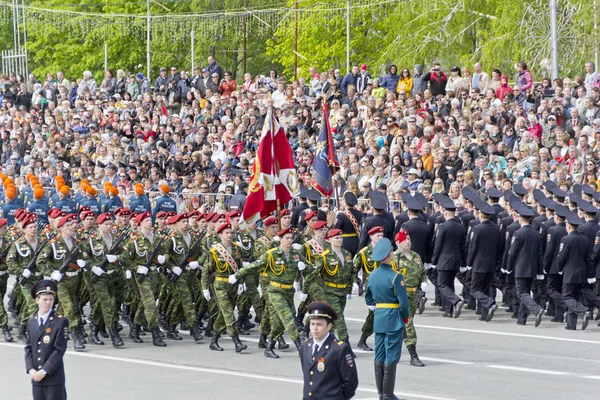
[317,357,325,372]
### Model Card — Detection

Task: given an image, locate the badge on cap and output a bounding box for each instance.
[43,335,50,344]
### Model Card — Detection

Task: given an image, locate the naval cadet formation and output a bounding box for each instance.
[1,173,598,367]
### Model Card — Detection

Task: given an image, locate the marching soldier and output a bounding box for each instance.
[544,205,569,323]
[576,200,600,316]
[0,218,13,342]
[394,229,427,367]
[231,227,311,358]
[37,214,88,351]
[333,191,363,257]
[298,189,327,230]
[290,188,309,229]
[359,192,394,250]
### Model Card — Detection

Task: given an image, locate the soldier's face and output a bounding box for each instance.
[99,221,112,235]
[141,218,153,230]
[370,232,384,245]
[329,235,343,247]
[36,294,55,314]
[220,229,233,243]
[399,238,411,252]
[179,220,189,232]
[24,223,37,237]
[280,233,293,250]
[315,228,327,240]
[280,215,291,227]
[84,217,96,229]
[310,318,332,342]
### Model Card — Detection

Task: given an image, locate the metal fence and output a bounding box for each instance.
[1,48,28,78]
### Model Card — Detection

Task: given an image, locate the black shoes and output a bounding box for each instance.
[109,326,124,348]
[210,334,223,351]
[534,309,544,327]
[582,311,591,331]
[191,323,204,343]
[486,304,498,322]
[277,336,289,350]
[151,328,167,347]
[418,296,427,315]
[357,332,373,351]
[374,362,384,398]
[232,334,247,353]
[407,346,425,367]
[89,325,105,345]
[453,301,463,319]
[167,325,182,340]
[258,334,268,349]
[2,325,13,342]
[293,338,302,351]
[73,329,86,351]
[382,363,400,400]
[129,324,143,343]
[264,339,279,358]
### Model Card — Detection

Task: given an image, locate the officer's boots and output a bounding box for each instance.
[209,334,223,351]
[357,332,373,351]
[151,328,167,347]
[121,304,132,325]
[374,362,384,399]
[129,324,143,343]
[381,364,401,400]
[89,324,105,345]
[277,336,290,350]
[2,325,13,342]
[407,346,425,367]
[258,334,268,349]
[191,322,203,343]
[296,312,306,330]
[73,329,86,351]
[232,334,248,353]
[109,324,124,347]
[264,339,279,358]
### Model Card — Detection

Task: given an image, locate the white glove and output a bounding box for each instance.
[51,271,62,282]
[347,294,352,300]
[189,261,199,270]
[157,255,166,265]
[273,236,280,242]
[172,267,183,276]
[506,270,513,275]
[137,266,149,275]
[420,282,428,293]
[91,266,104,276]
[352,282,359,294]
[459,267,467,273]
[558,270,563,275]
[424,263,432,270]
[125,270,132,279]
[293,281,300,291]
[536,274,544,280]
[501,268,507,274]
[588,278,597,284]
[106,254,118,263]
[202,289,211,301]
[228,275,238,284]
[300,292,308,302]
[237,284,245,295]
[431,265,437,269]
[76,259,86,268]
[367,305,376,311]
[467,266,472,271]
[22,269,31,278]
[292,243,302,250]
[242,262,250,268]
[298,261,306,271]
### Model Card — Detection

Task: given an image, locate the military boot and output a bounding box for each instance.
[374,362,384,399]
[277,336,290,350]
[296,312,306,331]
[167,324,182,340]
[129,324,143,343]
[98,323,109,339]
[381,364,400,400]
[236,316,250,335]
[357,332,373,351]
[293,338,302,351]
[258,334,268,349]
[232,334,247,353]
[180,319,190,331]
[7,291,17,314]
[17,324,26,342]
[73,329,86,351]
[109,325,124,348]
[242,316,255,331]
[151,328,167,347]
[408,346,425,367]
[120,304,132,325]
[2,325,13,342]
[89,324,105,345]
[209,334,223,351]
[191,323,204,343]
[264,339,279,358]
[204,318,213,338]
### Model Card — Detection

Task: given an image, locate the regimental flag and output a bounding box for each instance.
[241,106,300,225]
[310,102,339,197]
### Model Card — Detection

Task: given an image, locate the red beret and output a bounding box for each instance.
[167,213,189,225]
[264,216,278,227]
[15,208,26,221]
[188,210,202,219]
[212,213,226,223]
[78,206,91,215]
[304,211,317,221]
[81,211,96,220]
[216,222,232,234]
[156,211,168,219]
[326,229,342,238]
[48,208,61,219]
[395,229,409,243]
[130,212,140,220]
[57,214,77,229]
[280,209,291,217]
[312,220,328,230]
[114,207,130,216]
[134,212,151,225]
[226,210,242,221]
[204,212,216,222]
[166,211,177,218]
[368,226,385,236]
[277,227,294,237]
[96,212,112,225]
[22,214,38,228]
[0,218,8,227]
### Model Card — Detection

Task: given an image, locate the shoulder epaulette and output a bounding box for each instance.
[321,249,330,257]
[337,340,344,346]
[56,314,63,318]
[359,247,369,254]
[233,242,241,248]
[266,248,278,254]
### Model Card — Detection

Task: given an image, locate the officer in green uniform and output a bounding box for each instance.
[112,207,132,328]
[7,213,40,341]
[304,228,356,351]
[161,212,204,343]
[121,211,167,347]
[231,227,311,358]
[80,212,124,347]
[187,211,208,324]
[201,222,248,353]
[394,229,428,367]
[37,214,88,351]
[365,238,410,400]
[0,218,13,342]
[353,226,385,352]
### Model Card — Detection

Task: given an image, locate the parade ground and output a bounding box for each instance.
[1,278,597,400]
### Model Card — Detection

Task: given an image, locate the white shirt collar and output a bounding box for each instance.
[312,333,330,353]
[38,309,52,324]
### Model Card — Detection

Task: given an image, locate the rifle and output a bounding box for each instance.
[90,226,131,284]
[292,225,308,244]
[18,232,58,285]
[168,233,204,282]
[138,227,170,283]
[0,233,23,263]
[57,229,97,275]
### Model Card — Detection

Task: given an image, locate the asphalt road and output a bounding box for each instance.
[2,279,599,400]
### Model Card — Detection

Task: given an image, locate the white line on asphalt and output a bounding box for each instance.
[0,342,458,400]
[583,376,600,380]
[345,317,600,345]
[420,357,475,365]
[485,365,570,375]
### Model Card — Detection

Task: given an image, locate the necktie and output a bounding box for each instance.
[313,344,319,355]
[39,317,44,326]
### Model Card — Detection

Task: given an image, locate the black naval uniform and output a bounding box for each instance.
[359,212,393,250]
[577,219,600,312]
[543,221,568,321]
[24,309,69,400]
[334,207,363,257]
[291,200,310,228]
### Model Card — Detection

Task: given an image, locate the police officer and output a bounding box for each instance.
[25,279,69,400]
[333,191,363,257]
[557,211,593,330]
[365,238,410,400]
[299,301,358,400]
[466,198,502,322]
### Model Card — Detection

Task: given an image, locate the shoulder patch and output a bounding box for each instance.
[345,353,355,368]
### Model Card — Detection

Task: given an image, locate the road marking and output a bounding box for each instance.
[345,317,600,345]
[583,376,600,380]
[485,365,569,375]
[0,342,458,400]
[420,357,475,365]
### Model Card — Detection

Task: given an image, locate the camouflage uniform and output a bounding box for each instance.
[0,236,12,330]
[237,247,311,342]
[7,236,41,330]
[305,247,354,340]
[353,244,376,337]
[297,239,328,318]
[394,250,427,349]
[235,229,262,323]
[199,232,221,332]
[254,235,275,336]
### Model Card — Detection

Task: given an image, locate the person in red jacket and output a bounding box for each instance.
[496,75,514,101]
[218,71,237,97]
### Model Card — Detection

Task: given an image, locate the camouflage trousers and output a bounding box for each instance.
[133,271,160,329]
[212,280,239,336]
[113,271,127,321]
[403,293,418,349]
[167,272,197,326]
[0,274,8,327]
[324,291,349,341]
[361,309,374,337]
[56,274,82,331]
[258,275,271,335]
[84,272,117,328]
[19,281,38,327]
[268,286,299,341]
[237,273,263,321]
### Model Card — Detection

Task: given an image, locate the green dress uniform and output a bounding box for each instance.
[111,225,131,323]
[234,228,262,326]
[394,250,427,351]
[198,232,221,337]
[236,246,311,348]
[297,239,328,322]
[305,247,354,341]
[7,236,42,333]
[254,234,275,337]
